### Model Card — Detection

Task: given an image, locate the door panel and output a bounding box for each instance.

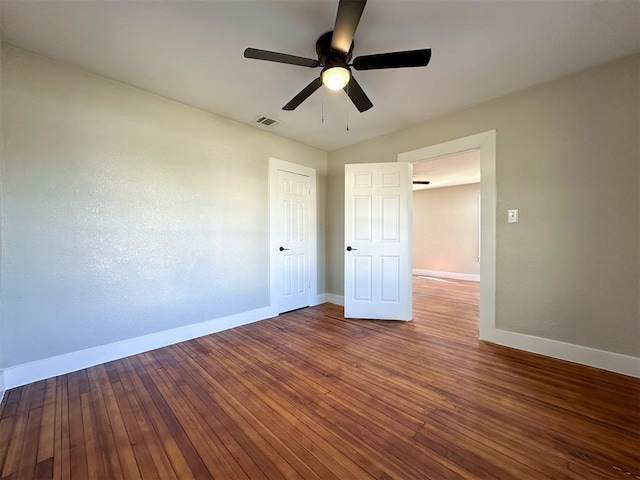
[353,256,373,301]
[353,196,372,241]
[381,196,400,241]
[380,256,400,302]
[277,169,310,313]
[344,162,412,320]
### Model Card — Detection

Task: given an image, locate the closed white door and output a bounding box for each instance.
[344,162,413,320]
[275,169,311,313]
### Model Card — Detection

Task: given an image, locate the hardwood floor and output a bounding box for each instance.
[1,277,639,479]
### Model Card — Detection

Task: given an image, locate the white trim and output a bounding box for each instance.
[477,194,481,262]
[0,371,5,405]
[398,130,497,342]
[495,329,640,379]
[311,294,327,306]
[413,269,480,282]
[269,158,318,316]
[325,294,345,306]
[4,307,272,389]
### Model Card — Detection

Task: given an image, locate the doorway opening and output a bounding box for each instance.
[412,149,481,282]
[398,131,496,342]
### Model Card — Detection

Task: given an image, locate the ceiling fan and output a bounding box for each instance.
[243,0,432,112]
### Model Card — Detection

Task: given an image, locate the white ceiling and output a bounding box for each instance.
[1,0,638,151]
[412,149,480,191]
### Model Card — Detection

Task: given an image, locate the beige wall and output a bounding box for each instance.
[413,183,480,275]
[1,46,327,367]
[328,54,639,357]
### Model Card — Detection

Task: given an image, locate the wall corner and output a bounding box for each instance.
[0,371,5,406]
[0,5,6,405]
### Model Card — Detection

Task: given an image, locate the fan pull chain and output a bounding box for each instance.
[346,82,350,131]
[321,84,324,123]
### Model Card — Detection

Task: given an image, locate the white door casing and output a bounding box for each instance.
[269,158,317,315]
[344,162,413,321]
[397,130,496,341]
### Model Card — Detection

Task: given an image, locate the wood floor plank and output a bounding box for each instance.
[208,355,388,479]
[1,277,638,479]
[123,356,205,480]
[0,387,23,421]
[15,396,44,480]
[34,457,54,480]
[0,418,15,477]
[153,366,251,480]
[36,378,57,465]
[79,391,106,480]
[1,383,34,478]
[176,340,363,480]
[308,396,452,480]
[108,380,160,480]
[66,372,89,480]
[165,344,300,480]
[52,375,70,480]
[113,359,180,480]
[428,404,586,479]
[85,368,126,480]
[97,366,143,480]
[158,361,269,480]
[194,341,382,478]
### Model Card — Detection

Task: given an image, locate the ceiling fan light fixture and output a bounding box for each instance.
[321,66,350,90]
[245,0,431,112]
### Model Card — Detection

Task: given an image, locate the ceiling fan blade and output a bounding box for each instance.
[283,77,323,110]
[344,76,373,112]
[331,0,367,54]
[412,181,431,185]
[353,49,432,70]
[244,48,319,68]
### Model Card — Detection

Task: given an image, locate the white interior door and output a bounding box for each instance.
[344,162,413,320]
[274,168,311,313]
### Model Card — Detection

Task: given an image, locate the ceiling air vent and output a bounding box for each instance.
[255,115,281,127]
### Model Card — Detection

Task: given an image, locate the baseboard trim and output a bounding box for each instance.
[311,294,327,306]
[4,307,273,389]
[494,329,640,378]
[413,269,480,282]
[8,302,634,391]
[325,294,344,306]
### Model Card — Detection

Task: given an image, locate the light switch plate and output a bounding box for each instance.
[507,209,519,223]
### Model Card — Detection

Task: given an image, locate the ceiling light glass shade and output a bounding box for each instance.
[322,66,350,90]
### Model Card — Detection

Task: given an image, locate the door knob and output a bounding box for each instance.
[346,246,357,251]
[279,246,290,251]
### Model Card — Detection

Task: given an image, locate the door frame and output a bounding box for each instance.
[269,158,318,317]
[397,130,496,342]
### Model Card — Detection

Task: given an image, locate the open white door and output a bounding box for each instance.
[344,162,413,320]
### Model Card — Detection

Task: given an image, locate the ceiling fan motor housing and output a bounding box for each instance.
[316,31,353,69]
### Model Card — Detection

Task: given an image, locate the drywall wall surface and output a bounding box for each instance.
[328,54,640,357]
[2,46,327,366]
[413,183,480,275]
